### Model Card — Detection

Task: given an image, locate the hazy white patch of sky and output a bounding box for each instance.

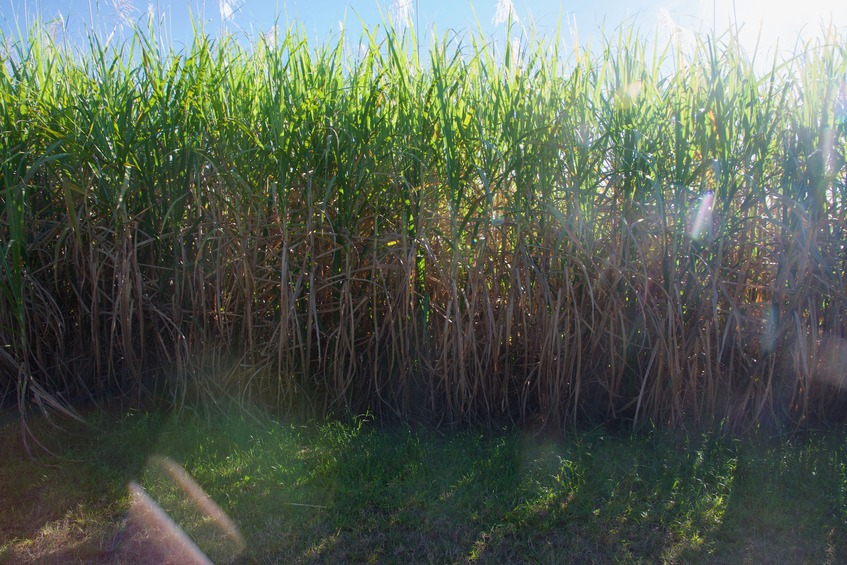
[389,0,414,30]
[657,7,695,52]
[707,0,847,56]
[493,0,519,26]
[219,0,245,22]
[1,0,845,57]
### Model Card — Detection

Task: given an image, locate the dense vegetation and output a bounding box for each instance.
[2,20,847,433]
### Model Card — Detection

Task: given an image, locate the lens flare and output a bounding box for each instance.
[816,336,847,390]
[113,457,245,563]
[123,482,214,565]
[762,303,779,354]
[149,455,245,552]
[689,191,714,241]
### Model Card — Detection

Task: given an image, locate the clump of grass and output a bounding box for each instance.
[1,14,846,432]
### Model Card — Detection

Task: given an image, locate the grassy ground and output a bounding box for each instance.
[1,408,846,564]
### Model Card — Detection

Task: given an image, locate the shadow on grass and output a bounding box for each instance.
[678,434,847,564]
[3,408,847,564]
[0,408,168,563]
[285,427,741,563]
[320,425,524,563]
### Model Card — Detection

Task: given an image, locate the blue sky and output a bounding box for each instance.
[2,0,846,56]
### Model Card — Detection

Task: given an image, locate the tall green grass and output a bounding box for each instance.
[1,19,846,432]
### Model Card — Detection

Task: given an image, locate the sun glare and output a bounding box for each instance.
[689,191,714,241]
[703,0,847,55]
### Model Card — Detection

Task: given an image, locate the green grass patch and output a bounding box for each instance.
[2,410,846,563]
